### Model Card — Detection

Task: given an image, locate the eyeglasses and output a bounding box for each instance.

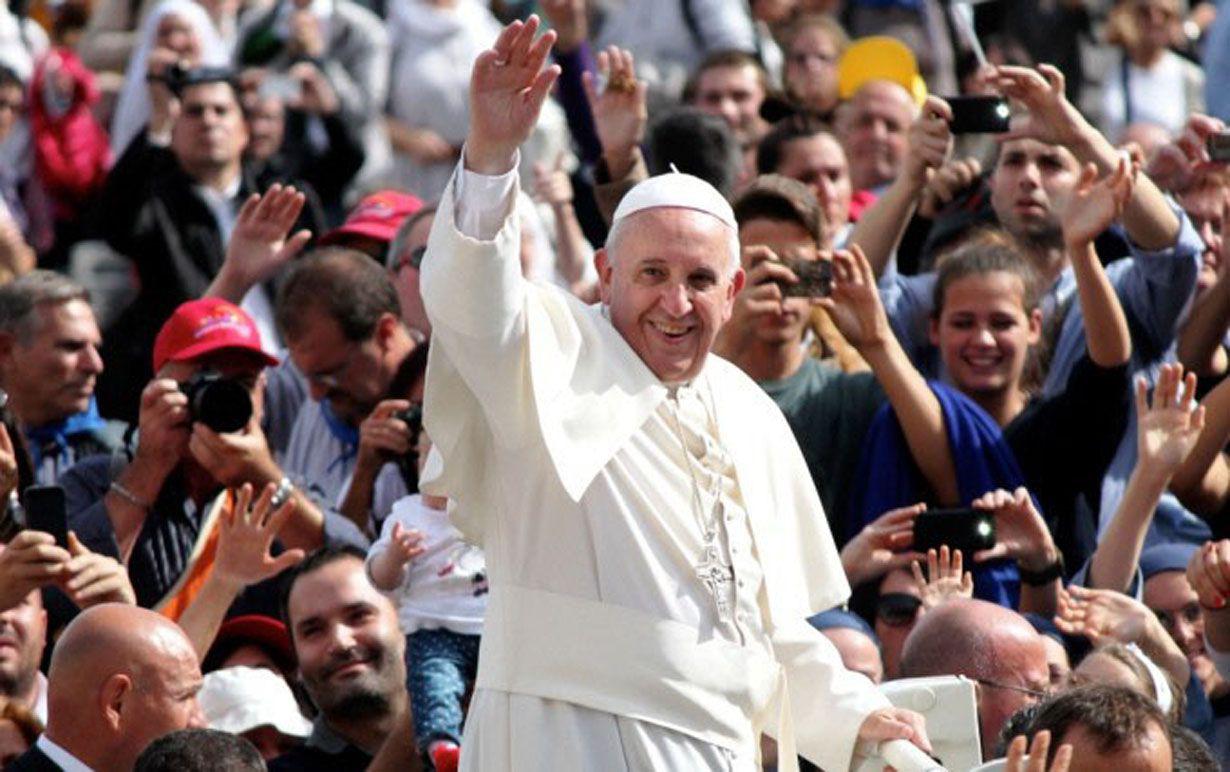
[974,677,1048,701]
[304,343,363,391]
[876,593,923,627]
[391,245,427,274]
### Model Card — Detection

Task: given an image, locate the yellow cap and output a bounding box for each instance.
[837,36,928,107]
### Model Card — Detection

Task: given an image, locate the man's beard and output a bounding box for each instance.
[1012,220,1066,256]
[0,661,36,700]
[305,643,402,720]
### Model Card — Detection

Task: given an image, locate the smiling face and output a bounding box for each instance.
[836,80,916,191]
[1178,184,1226,294]
[598,208,745,384]
[1144,570,1228,699]
[288,556,405,720]
[930,271,1041,407]
[990,138,1080,248]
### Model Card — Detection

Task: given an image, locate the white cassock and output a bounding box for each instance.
[419,159,890,772]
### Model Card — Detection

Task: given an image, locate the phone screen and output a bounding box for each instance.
[945,96,1011,134]
[913,508,996,555]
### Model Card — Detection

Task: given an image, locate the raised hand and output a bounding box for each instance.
[59,532,136,607]
[1054,584,1153,645]
[533,152,575,208]
[1145,113,1227,194]
[918,157,982,219]
[219,185,311,298]
[1135,364,1205,477]
[817,245,892,351]
[911,546,974,611]
[1187,539,1230,610]
[992,64,1086,148]
[902,96,954,189]
[212,482,305,591]
[971,487,1059,573]
[388,521,426,564]
[1061,157,1136,249]
[467,16,561,175]
[582,46,646,170]
[1003,731,1073,772]
[840,503,926,587]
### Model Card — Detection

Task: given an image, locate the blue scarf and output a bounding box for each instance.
[848,382,1028,609]
[320,400,359,475]
[24,397,108,471]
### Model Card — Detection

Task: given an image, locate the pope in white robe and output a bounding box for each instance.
[418,16,932,772]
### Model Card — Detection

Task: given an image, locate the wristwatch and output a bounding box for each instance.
[270,476,295,509]
[1018,553,1065,586]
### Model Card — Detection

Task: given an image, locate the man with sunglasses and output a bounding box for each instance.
[386,205,436,341]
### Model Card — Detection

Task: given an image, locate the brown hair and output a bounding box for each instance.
[931,229,1043,318]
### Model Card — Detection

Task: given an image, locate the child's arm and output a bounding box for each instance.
[1088,366,1206,591]
[368,521,426,591]
[1062,158,1135,369]
[1170,375,1230,515]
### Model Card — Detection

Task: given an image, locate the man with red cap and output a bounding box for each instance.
[61,297,367,616]
[318,190,424,262]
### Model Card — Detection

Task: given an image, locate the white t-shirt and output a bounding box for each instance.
[367,494,487,636]
[1101,51,1192,137]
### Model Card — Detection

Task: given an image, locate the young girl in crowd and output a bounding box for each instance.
[366,432,486,772]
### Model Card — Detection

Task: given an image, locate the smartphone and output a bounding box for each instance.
[778,258,833,298]
[945,95,1011,134]
[912,508,996,555]
[1208,132,1230,163]
[259,72,301,102]
[24,485,68,548]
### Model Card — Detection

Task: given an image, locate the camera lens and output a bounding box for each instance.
[183,372,253,433]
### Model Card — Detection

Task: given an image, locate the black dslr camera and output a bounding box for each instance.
[394,403,425,492]
[180,370,253,433]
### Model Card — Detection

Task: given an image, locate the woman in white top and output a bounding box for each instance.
[1100,0,1205,140]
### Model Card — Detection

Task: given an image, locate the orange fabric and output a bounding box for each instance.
[157,491,232,622]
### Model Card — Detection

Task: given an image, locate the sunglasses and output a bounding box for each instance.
[876,593,923,627]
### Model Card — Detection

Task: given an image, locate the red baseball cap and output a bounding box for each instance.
[152,298,279,373]
[204,614,297,674]
[319,190,424,246]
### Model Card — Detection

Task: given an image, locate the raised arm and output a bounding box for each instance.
[994,65,1178,250]
[1088,366,1205,592]
[847,96,953,278]
[582,46,648,223]
[819,246,959,504]
[1170,375,1230,515]
[1060,158,1135,368]
[206,185,311,303]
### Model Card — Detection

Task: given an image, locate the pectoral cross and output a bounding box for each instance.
[696,527,735,624]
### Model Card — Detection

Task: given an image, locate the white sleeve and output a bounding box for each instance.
[453,147,520,241]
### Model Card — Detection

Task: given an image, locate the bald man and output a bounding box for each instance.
[898,598,1050,760]
[8,604,205,772]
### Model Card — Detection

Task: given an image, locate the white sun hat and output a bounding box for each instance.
[198,666,312,739]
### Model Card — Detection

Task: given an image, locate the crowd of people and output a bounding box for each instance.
[0,0,1226,769]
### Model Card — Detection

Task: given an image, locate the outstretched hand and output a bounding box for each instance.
[1135,364,1205,479]
[467,16,561,175]
[912,546,974,611]
[817,245,892,351]
[220,184,311,296]
[1054,584,1153,645]
[1003,731,1072,772]
[213,482,305,591]
[582,46,647,166]
[1062,157,1136,249]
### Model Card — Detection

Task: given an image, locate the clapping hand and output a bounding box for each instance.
[213,482,305,592]
[912,546,974,611]
[840,503,926,587]
[467,16,560,175]
[582,46,646,170]
[1135,364,1205,479]
[1061,156,1136,250]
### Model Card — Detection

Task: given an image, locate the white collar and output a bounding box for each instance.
[36,735,95,772]
[32,671,47,725]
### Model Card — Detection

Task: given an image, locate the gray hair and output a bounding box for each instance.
[604,209,741,277]
[0,271,90,345]
[385,204,438,271]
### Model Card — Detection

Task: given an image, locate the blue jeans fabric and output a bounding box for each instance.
[406,628,481,749]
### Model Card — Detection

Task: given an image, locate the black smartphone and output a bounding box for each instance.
[913,508,996,555]
[945,95,1011,134]
[1208,132,1230,163]
[778,258,833,298]
[23,485,68,548]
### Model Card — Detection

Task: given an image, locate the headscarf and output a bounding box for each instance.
[109,0,227,157]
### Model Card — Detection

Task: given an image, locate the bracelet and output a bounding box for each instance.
[270,476,295,509]
[1018,553,1065,586]
[109,481,152,511]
